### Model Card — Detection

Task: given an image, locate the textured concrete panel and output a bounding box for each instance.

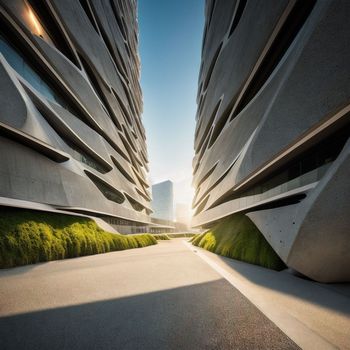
[0,0,151,228]
[193,0,350,282]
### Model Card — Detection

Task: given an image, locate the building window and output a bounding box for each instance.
[63,138,109,173]
[210,122,350,210]
[0,34,74,112]
[84,171,125,204]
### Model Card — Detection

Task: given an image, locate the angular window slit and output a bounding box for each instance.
[27,0,81,68]
[125,193,145,212]
[136,188,150,201]
[228,0,247,37]
[197,163,218,188]
[193,195,210,215]
[111,155,136,184]
[78,53,122,131]
[85,170,125,204]
[207,0,216,27]
[203,42,222,91]
[78,0,100,34]
[32,101,111,173]
[230,0,317,122]
[0,31,96,132]
[210,121,350,209]
[109,0,127,40]
[196,98,221,152]
[208,94,237,148]
[111,87,133,126]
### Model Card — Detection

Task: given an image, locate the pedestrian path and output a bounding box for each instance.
[184,241,350,350]
[0,239,298,350]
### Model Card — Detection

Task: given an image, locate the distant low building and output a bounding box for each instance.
[151,180,175,222]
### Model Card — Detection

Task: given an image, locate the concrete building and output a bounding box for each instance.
[151,180,174,222]
[0,0,152,233]
[192,0,350,282]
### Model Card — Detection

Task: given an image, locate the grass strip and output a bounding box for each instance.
[191,213,286,270]
[151,233,171,240]
[0,208,157,268]
[167,233,196,238]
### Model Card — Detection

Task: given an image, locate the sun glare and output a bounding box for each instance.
[28,8,42,36]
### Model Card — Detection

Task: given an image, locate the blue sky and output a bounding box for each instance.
[138,0,204,209]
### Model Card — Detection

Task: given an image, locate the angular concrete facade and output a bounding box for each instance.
[0,0,152,232]
[193,0,350,282]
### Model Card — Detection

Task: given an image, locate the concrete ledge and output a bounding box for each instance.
[0,121,69,163]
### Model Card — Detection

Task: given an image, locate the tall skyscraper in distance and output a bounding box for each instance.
[0,0,151,233]
[192,0,350,282]
[151,180,174,222]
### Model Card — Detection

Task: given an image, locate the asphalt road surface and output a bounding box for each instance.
[0,239,299,350]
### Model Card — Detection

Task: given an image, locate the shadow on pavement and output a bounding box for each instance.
[216,253,350,316]
[0,280,299,350]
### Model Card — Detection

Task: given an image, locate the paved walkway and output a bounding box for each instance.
[0,240,298,350]
[186,242,350,350]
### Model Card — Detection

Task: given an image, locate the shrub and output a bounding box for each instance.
[167,233,196,238]
[151,234,171,240]
[190,232,207,244]
[192,213,286,271]
[0,208,157,268]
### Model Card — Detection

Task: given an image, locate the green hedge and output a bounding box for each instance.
[151,233,171,240]
[167,233,196,238]
[192,213,286,271]
[147,232,197,240]
[0,208,157,268]
[189,233,203,243]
